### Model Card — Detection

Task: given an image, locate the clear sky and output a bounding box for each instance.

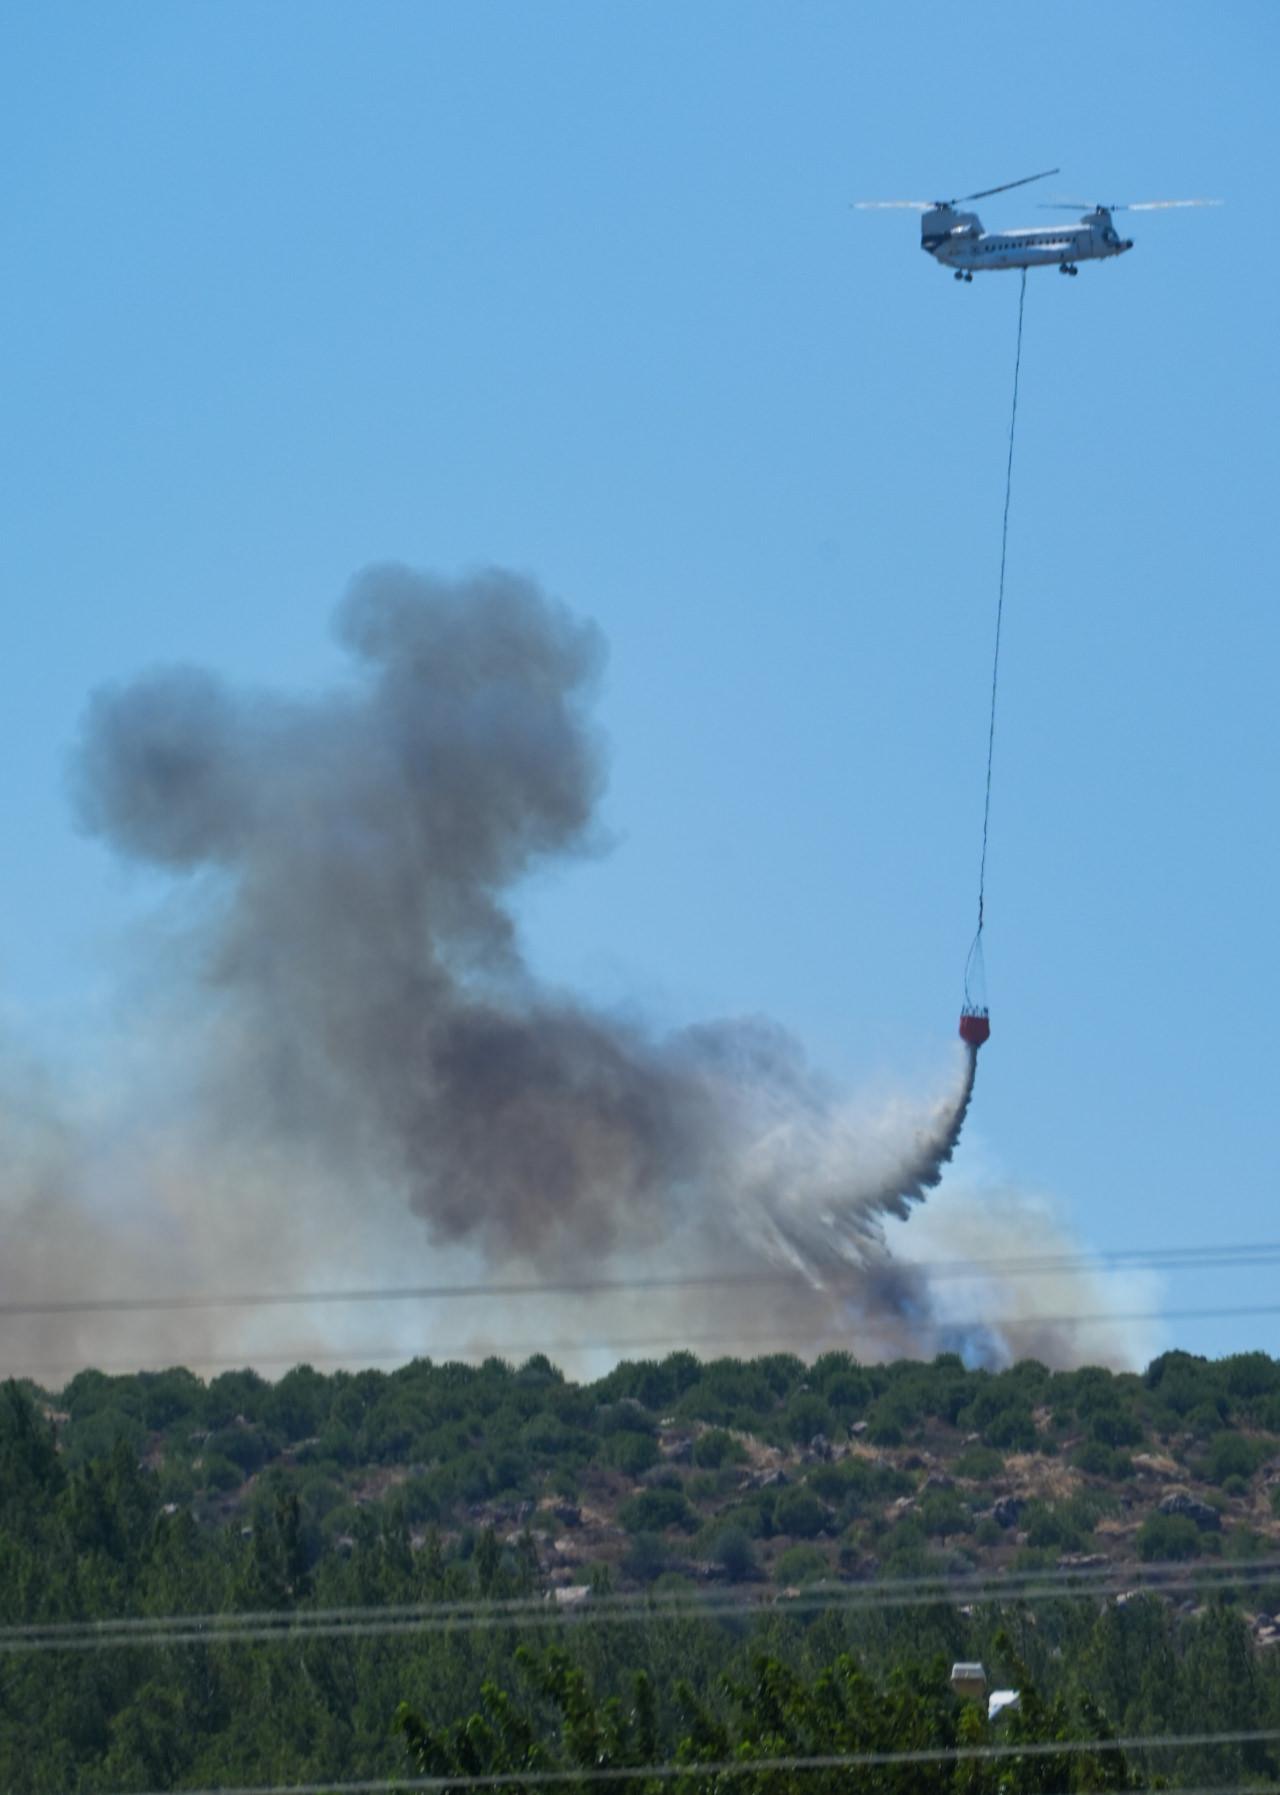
[2,1,1275,1361]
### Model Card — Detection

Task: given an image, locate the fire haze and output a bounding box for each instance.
[0,567,1153,1382]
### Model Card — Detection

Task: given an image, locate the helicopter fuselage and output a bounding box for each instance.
[924,206,1133,278]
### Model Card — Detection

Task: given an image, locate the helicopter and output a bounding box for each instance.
[855,168,1221,281]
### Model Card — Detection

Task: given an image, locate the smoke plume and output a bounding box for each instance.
[0,566,1146,1381]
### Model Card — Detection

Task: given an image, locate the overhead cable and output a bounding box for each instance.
[10,1297,1280,1383]
[4,1236,1280,1324]
[7,1553,1280,1655]
[57,1730,1280,1795]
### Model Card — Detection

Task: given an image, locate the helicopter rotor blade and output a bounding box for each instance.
[1039,197,1223,213]
[959,167,1059,203]
[1124,198,1223,211]
[851,200,931,210]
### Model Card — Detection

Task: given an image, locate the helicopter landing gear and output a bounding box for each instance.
[953,269,973,283]
[1058,261,1078,277]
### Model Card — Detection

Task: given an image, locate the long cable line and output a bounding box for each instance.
[7,1553,1280,1655]
[3,1235,1280,1325]
[55,1731,1280,1795]
[966,266,1028,1006]
[10,1295,1280,1383]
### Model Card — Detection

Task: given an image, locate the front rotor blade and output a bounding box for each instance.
[1038,201,1101,211]
[961,166,1059,202]
[1123,198,1223,211]
[851,200,931,210]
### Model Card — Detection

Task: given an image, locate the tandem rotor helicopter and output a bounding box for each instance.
[856,167,1221,281]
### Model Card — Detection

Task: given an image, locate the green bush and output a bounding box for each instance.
[618,1487,696,1534]
[621,1531,669,1583]
[954,1445,1004,1481]
[602,1430,660,1476]
[982,1406,1037,1452]
[693,1428,746,1469]
[774,1543,828,1585]
[1074,1440,1115,1476]
[206,1425,270,1475]
[919,1491,972,1539]
[709,1524,760,1580]
[1089,1410,1143,1448]
[772,1487,828,1539]
[199,1453,244,1494]
[785,1394,835,1446]
[1204,1431,1267,1485]
[1023,1502,1081,1553]
[1136,1512,1203,1562]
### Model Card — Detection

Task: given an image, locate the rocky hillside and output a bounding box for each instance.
[22,1345,1280,1631]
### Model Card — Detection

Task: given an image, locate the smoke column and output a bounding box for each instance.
[0,566,1145,1378]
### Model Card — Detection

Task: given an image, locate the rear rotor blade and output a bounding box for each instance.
[851,200,931,210]
[1041,197,1222,213]
[960,167,1059,202]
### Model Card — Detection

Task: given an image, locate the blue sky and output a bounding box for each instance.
[1,1,1275,1359]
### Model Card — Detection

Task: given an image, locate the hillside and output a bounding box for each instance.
[9,1349,1280,1789]
[17,1346,1280,1606]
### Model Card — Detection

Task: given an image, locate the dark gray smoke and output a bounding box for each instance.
[72,566,974,1296]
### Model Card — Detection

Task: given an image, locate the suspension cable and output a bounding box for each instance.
[966,267,1028,1004]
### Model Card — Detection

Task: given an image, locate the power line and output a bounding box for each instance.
[7,1553,1280,1655]
[4,1238,1280,1324]
[59,1730,1280,1795]
[9,1297,1280,1382]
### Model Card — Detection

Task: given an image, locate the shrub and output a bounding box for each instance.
[1022,1502,1081,1553]
[785,1395,835,1446]
[1074,1440,1114,1476]
[621,1531,669,1583]
[206,1425,270,1476]
[982,1406,1037,1452]
[1137,1512,1203,1562]
[1089,1410,1143,1448]
[773,1487,828,1539]
[694,1429,745,1469]
[709,1525,760,1580]
[602,1431,660,1477]
[199,1453,244,1494]
[919,1491,972,1539]
[954,1445,1004,1481]
[1223,1353,1280,1400]
[618,1487,696,1535]
[1204,1431,1267,1485]
[596,1400,657,1437]
[774,1544,828,1585]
